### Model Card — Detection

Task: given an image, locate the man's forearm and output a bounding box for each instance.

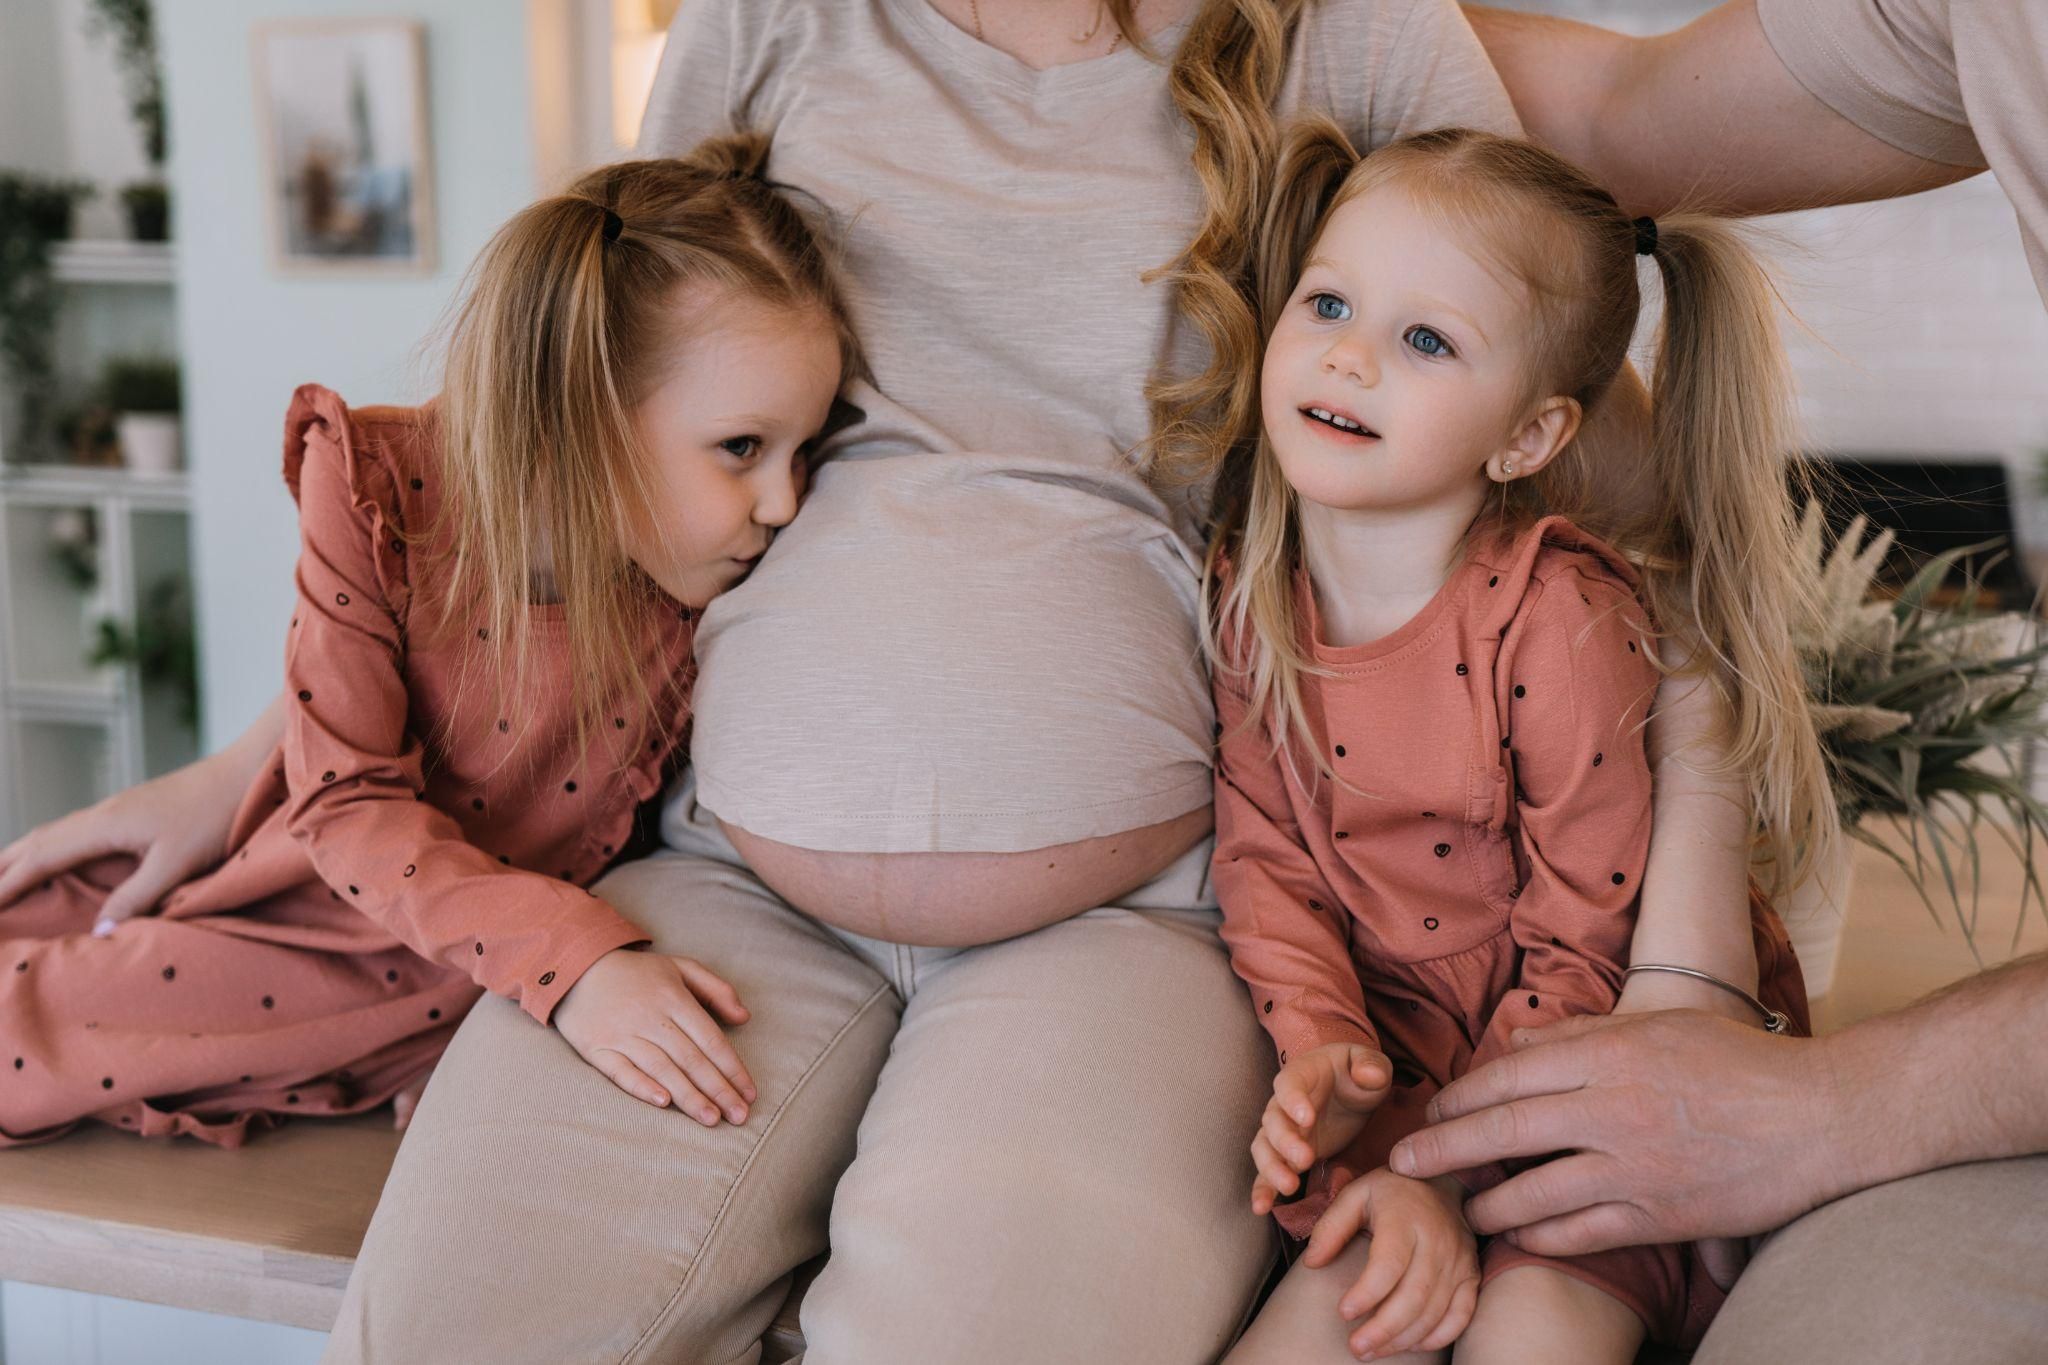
[1461,6,1630,180]
[1828,951,2048,1191]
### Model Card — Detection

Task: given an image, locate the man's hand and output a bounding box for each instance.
[1386,1010,1849,1254]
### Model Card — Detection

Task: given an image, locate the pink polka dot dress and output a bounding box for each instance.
[0,385,695,1148]
[1212,516,1810,1347]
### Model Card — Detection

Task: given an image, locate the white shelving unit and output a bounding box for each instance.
[0,242,194,843]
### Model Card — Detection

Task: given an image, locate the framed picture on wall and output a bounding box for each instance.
[251,18,436,275]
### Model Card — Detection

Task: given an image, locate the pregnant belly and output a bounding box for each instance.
[723,806,1214,944]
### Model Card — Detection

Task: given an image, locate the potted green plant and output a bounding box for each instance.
[1791,501,2048,996]
[100,355,181,473]
[0,173,94,454]
[88,0,170,242]
[90,573,197,728]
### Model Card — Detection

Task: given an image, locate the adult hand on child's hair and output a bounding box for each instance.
[553,947,760,1126]
[1304,1168,1479,1360]
[1250,1041,1392,1215]
[0,754,241,931]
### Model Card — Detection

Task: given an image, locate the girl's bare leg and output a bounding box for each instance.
[1226,1235,1449,1365]
[1452,1264,1643,1365]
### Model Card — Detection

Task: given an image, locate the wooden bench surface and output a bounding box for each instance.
[0,1112,399,1330]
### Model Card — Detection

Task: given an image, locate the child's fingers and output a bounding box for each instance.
[1336,1047,1393,1107]
[1415,1275,1480,1352]
[1298,1182,1370,1269]
[1347,1248,1431,1359]
[665,999,758,1109]
[1272,1064,1321,1129]
[1260,1100,1315,1172]
[1336,1223,1412,1320]
[1371,1253,1465,1358]
[672,956,752,1026]
[1250,1171,1279,1215]
[1250,1132,1299,1202]
[652,1019,750,1124]
[618,1037,723,1125]
[586,1046,675,1110]
[665,977,759,1104]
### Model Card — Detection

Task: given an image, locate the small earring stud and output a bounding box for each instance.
[1502,461,1516,476]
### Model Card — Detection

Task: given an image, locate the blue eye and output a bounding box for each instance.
[1309,292,1351,322]
[719,436,761,459]
[1405,326,1453,358]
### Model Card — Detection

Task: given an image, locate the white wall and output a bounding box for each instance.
[157,0,545,748]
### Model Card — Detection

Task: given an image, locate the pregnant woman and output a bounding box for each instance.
[1,4,1781,1360]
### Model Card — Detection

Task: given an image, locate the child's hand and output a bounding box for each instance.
[553,948,759,1125]
[1304,1168,1479,1360]
[1251,1042,1392,1215]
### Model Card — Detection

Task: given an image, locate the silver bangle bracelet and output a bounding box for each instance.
[1622,964,1793,1035]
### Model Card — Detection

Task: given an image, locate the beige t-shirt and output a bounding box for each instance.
[1757,0,2048,304]
[640,0,1517,853]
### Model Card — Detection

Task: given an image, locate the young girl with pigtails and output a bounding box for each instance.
[1205,121,1829,1362]
[0,134,858,1146]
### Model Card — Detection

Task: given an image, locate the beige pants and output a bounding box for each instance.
[323,800,1277,1364]
[1694,1154,2048,1364]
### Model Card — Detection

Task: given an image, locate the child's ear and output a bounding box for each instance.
[1488,397,1582,484]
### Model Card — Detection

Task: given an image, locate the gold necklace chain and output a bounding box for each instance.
[968,1,1140,54]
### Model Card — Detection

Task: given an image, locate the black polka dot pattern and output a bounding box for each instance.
[1422,811,1436,820]
[1334,831,1348,841]
[403,865,416,877]
[1333,745,1346,758]
[261,996,275,1009]
[538,971,556,986]
[322,771,336,783]
[385,969,399,983]
[1423,917,1439,931]
[475,942,485,955]
[1527,994,1539,1008]
[297,689,312,702]
[428,1008,441,1021]
[1488,576,1499,587]
[410,477,424,491]
[1433,843,1451,858]
[348,885,359,895]
[1593,753,1604,767]
[564,781,577,793]
[12,1058,21,1070]
[497,719,509,733]
[101,1077,114,1089]
[1263,1000,1273,1013]
[335,592,350,606]
[1513,685,1526,699]
[161,966,175,981]
[1455,663,1468,676]
[1612,872,1626,885]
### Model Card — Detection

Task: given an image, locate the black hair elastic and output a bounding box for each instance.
[1632,216,1659,256]
[601,208,624,243]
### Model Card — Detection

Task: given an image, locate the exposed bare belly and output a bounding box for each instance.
[720,805,1214,945]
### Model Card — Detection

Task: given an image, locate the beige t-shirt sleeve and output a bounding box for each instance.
[1755,0,1984,168]
[1755,0,2048,305]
